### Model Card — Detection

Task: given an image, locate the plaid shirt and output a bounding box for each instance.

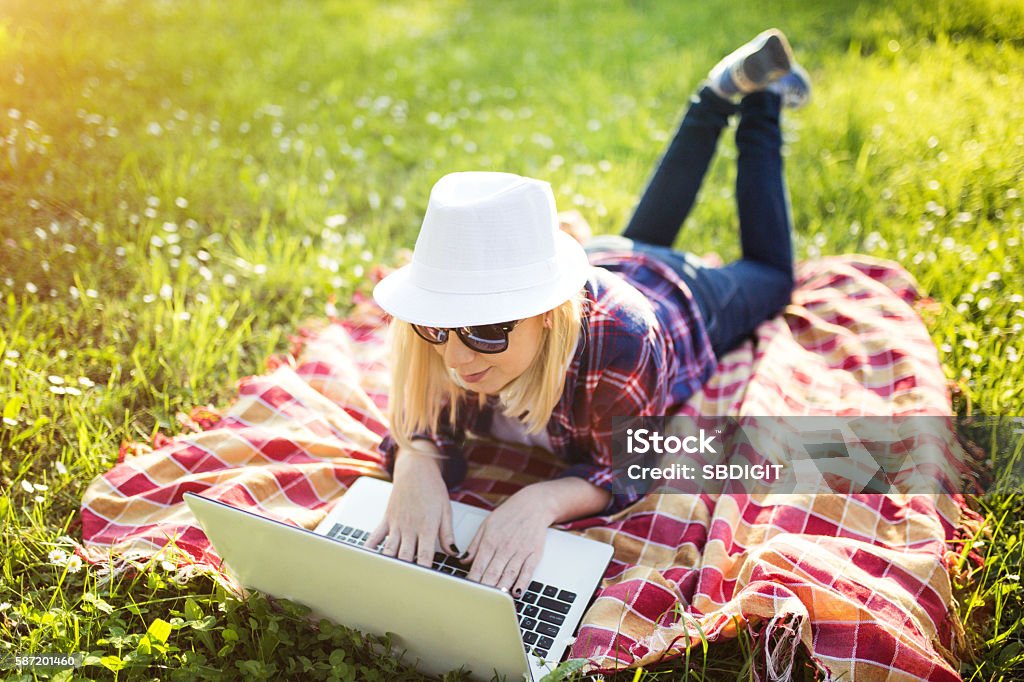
[380,250,716,512]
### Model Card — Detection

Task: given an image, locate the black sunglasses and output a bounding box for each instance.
[412,320,522,354]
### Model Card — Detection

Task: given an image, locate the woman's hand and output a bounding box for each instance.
[463,485,554,597]
[462,477,611,597]
[366,445,460,568]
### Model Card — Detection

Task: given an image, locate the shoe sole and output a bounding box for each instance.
[732,30,794,92]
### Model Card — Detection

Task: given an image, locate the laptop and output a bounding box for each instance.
[184,476,614,680]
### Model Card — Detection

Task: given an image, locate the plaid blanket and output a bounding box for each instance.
[80,255,979,681]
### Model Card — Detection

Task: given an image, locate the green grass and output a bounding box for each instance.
[1,0,1023,679]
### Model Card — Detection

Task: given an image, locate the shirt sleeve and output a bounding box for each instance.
[377,403,469,487]
[556,331,668,514]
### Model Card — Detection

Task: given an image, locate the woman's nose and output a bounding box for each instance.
[443,334,478,367]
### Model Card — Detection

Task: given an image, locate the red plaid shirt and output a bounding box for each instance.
[380,250,716,512]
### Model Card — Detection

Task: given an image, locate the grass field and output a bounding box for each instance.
[1,0,1023,679]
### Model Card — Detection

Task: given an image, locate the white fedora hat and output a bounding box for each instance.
[373,172,590,327]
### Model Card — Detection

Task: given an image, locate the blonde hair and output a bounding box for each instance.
[388,294,586,453]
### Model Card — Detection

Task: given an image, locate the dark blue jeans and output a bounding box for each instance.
[588,87,794,357]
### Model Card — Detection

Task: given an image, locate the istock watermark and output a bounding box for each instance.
[608,415,1022,498]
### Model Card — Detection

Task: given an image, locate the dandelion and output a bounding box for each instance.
[66,555,83,573]
[48,548,68,565]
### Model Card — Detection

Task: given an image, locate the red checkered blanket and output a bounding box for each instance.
[80,255,979,680]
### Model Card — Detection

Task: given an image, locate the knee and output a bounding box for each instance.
[766,267,794,314]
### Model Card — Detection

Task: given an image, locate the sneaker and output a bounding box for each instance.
[768,61,811,109]
[707,29,794,100]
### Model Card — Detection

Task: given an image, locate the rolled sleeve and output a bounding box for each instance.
[558,462,642,514]
[377,412,468,487]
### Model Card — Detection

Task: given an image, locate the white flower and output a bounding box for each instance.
[66,555,83,573]
[0,602,11,611]
[48,549,68,565]
[21,480,34,493]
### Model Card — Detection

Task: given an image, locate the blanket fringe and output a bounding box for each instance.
[76,541,239,594]
[758,613,798,682]
[752,613,833,682]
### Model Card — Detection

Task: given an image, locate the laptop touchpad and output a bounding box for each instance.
[453,507,487,547]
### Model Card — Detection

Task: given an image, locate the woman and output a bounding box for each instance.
[367,29,811,598]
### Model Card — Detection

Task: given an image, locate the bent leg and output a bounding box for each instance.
[676,91,796,357]
[621,87,738,247]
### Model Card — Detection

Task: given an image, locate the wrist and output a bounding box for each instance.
[394,445,446,479]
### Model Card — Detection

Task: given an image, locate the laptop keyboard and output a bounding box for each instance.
[325,523,578,660]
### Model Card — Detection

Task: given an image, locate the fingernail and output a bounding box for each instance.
[514,588,523,598]
[449,543,460,555]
